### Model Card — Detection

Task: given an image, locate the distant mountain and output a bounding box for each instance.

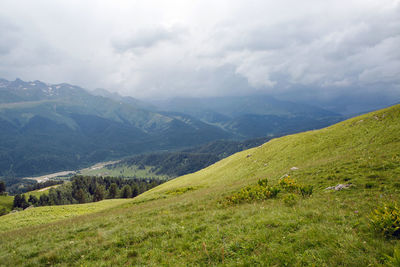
[153,95,344,138]
[110,136,270,178]
[91,88,155,110]
[297,93,400,116]
[0,78,345,179]
[0,78,231,178]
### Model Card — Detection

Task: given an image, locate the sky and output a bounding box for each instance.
[0,0,399,101]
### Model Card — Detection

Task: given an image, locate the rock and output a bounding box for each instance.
[325,184,353,191]
[290,167,299,170]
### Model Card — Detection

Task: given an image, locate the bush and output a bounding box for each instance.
[299,185,313,197]
[278,177,299,192]
[226,185,280,204]
[227,176,313,205]
[257,178,268,187]
[370,203,400,238]
[283,193,298,207]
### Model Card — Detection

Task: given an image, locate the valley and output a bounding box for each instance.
[0,78,344,180]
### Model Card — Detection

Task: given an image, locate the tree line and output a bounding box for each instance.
[13,176,163,209]
[0,180,5,195]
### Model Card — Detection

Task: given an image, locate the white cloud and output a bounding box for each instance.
[0,0,398,100]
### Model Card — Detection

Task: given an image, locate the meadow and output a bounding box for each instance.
[79,164,169,180]
[0,195,13,214]
[0,104,399,266]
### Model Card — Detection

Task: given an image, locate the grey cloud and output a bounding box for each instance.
[0,17,20,55]
[112,25,187,52]
[204,3,400,98]
[0,0,399,102]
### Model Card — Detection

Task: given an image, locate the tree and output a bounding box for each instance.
[13,194,21,209]
[121,185,132,198]
[93,185,105,202]
[20,195,29,209]
[39,194,50,206]
[28,195,38,206]
[75,189,86,204]
[0,180,5,195]
[48,188,58,205]
[131,184,139,198]
[108,183,118,199]
[13,194,28,209]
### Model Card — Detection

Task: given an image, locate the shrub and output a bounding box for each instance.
[370,203,400,238]
[299,185,313,197]
[227,176,313,205]
[165,186,197,196]
[283,193,298,207]
[226,185,280,204]
[257,178,268,187]
[278,176,299,192]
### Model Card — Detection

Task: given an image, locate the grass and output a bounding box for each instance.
[0,104,399,266]
[0,195,13,213]
[0,199,132,232]
[0,185,60,215]
[25,185,60,199]
[79,164,169,180]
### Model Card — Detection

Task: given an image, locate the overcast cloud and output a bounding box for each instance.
[0,0,399,100]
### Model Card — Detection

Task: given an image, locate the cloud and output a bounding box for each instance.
[0,18,20,55]
[112,25,186,52]
[0,0,398,101]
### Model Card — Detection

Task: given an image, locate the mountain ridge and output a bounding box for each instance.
[0,78,344,179]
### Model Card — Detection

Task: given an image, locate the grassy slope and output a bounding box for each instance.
[0,199,132,232]
[25,185,60,198]
[0,104,399,266]
[79,164,169,180]
[0,195,13,212]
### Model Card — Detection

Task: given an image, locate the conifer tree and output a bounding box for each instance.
[13,194,21,208]
[93,185,105,202]
[75,189,86,204]
[121,185,132,198]
[0,180,5,194]
[28,195,38,206]
[108,183,118,198]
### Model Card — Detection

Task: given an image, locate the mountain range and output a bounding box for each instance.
[0,78,343,178]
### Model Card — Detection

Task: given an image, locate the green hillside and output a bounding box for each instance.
[0,199,132,232]
[0,104,399,266]
[0,195,13,214]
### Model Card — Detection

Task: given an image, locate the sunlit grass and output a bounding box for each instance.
[0,199,132,232]
[0,195,13,213]
[79,164,169,180]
